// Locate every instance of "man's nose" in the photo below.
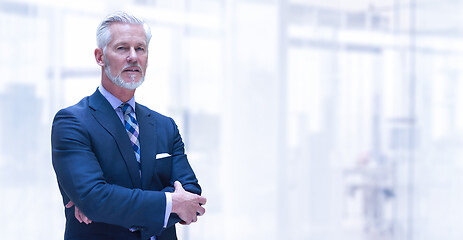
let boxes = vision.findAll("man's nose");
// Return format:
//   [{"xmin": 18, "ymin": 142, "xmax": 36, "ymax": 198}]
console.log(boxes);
[{"xmin": 126, "ymin": 48, "xmax": 137, "ymax": 62}]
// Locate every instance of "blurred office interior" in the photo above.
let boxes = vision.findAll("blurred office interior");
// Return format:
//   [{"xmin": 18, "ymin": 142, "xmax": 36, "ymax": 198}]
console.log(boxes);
[{"xmin": 1, "ymin": 0, "xmax": 463, "ymax": 239}]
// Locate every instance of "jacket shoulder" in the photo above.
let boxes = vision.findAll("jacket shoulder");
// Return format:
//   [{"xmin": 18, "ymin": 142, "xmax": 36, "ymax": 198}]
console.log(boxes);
[
  {"xmin": 54, "ymin": 89, "xmax": 103, "ymax": 117},
  {"xmin": 53, "ymin": 96, "xmax": 91, "ymax": 119}
]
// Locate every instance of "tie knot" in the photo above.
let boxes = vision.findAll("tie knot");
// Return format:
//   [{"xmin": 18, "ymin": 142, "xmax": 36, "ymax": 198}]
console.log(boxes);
[{"xmin": 121, "ymin": 103, "xmax": 132, "ymax": 115}]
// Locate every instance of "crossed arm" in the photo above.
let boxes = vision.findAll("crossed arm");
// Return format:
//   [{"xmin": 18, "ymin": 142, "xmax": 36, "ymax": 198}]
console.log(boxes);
[
  {"xmin": 67, "ymin": 181, "xmax": 206, "ymax": 225},
  {"xmin": 52, "ymin": 108, "xmax": 206, "ymax": 236}
]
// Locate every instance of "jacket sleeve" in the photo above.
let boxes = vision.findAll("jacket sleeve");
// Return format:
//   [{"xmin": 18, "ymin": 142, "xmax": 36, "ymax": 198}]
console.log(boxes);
[
  {"xmin": 51, "ymin": 108, "xmax": 166, "ymax": 237},
  {"xmin": 161, "ymin": 117, "xmax": 202, "ymax": 228}
]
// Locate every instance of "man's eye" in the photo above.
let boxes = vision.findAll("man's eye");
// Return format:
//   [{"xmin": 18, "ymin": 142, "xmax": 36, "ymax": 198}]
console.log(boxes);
[
  {"xmin": 117, "ymin": 47, "xmax": 126, "ymax": 50},
  {"xmin": 137, "ymin": 47, "xmax": 145, "ymax": 51}
]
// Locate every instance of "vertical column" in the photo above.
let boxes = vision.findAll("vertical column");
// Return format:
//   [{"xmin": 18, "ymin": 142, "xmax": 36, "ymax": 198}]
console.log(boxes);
[{"xmin": 221, "ymin": 1, "xmax": 281, "ymax": 239}]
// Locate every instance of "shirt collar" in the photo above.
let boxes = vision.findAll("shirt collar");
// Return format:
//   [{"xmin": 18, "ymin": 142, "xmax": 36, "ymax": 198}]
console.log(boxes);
[{"xmin": 98, "ymin": 84, "xmax": 136, "ymax": 111}]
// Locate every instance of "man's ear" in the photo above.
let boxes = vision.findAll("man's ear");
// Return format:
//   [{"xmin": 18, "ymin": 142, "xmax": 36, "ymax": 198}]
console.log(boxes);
[{"xmin": 95, "ymin": 48, "xmax": 105, "ymax": 67}]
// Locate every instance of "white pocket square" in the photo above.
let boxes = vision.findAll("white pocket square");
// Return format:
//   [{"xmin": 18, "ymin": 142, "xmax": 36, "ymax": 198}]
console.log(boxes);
[{"xmin": 156, "ymin": 153, "xmax": 171, "ymax": 159}]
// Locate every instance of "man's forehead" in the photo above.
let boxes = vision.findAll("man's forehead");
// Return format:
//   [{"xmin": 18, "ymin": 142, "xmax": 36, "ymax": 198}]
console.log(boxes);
[{"xmin": 109, "ymin": 23, "xmax": 147, "ymax": 44}]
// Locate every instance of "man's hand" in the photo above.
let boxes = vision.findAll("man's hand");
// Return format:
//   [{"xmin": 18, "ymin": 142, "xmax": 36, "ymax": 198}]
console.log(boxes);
[
  {"xmin": 171, "ymin": 181, "xmax": 207, "ymax": 225},
  {"xmin": 66, "ymin": 201, "xmax": 92, "ymax": 224}
]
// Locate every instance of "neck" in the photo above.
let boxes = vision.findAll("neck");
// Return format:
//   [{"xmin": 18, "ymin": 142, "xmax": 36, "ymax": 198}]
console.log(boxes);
[{"xmin": 101, "ymin": 77, "xmax": 136, "ymax": 103}]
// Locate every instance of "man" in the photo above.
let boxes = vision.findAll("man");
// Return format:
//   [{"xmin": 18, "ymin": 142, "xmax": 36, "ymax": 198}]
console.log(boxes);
[{"xmin": 52, "ymin": 12, "xmax": 206, "ymax": 240}]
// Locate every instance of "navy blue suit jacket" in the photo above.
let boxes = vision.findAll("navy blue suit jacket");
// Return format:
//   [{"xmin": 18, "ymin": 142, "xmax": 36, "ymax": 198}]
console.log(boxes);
[{"xmin": 52, "ymin": 90, "xmax": 201, "ymax": 240}]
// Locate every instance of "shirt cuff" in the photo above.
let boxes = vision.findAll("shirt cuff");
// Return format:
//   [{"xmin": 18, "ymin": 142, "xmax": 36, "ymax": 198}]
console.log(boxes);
[{"xmin": 164, "ymin": 192, "xmax": 172, "ymax": 228}]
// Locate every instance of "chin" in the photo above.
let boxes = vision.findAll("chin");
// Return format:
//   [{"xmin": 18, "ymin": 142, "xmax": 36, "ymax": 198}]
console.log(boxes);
[
  {"xmin": 124, "ymin": 76, "xmax": 141, "ymax": 82},
  {"xmin": 120, "ymin": 78, "xmax": 144, "ymax": 89}
]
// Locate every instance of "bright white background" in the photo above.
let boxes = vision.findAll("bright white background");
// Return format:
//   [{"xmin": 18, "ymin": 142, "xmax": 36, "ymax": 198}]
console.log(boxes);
[{"xmin": 1, "ymin": 0, "xmax": 463, "ymax": 239}]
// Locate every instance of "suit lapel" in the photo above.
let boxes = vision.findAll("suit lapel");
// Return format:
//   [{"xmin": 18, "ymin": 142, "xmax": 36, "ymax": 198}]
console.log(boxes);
[
  {"xmin": 136, "ymin": 104, "xmax": 158, "ymax": 189},
  {"xmin": 88, "ymin": 90, "xmax": 142, "ymax": 188}
]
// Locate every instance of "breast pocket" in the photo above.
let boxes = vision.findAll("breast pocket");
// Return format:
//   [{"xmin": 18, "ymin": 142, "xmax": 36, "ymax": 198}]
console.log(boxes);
[{"xmin": 155, "ymin": 156, "xmax": 172, "ymax": 187}]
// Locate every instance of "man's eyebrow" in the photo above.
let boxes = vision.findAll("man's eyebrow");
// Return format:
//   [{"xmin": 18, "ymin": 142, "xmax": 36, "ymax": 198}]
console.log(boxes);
[
  {"xmin": 113, "ymin": 41, "xmax": 146, "ymax": 46},
  {"xmin": 113, "ymin": 41, "xmax": 128, "ymax": 46}
]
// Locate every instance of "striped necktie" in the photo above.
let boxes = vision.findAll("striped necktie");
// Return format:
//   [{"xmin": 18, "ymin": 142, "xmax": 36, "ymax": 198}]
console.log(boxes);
[
  {"xmin": 121, "ymin": 103, "xmax": 141, "ymax": 172},
  {"xmin": 122, "ymin": 104, "xmax": 156, "ymax": 237}
]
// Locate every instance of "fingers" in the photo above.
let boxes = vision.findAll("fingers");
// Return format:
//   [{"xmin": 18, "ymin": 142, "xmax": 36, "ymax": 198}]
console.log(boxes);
[
  {"xmin": 196, "ymin": 205, "xmax": 206, "ymax": 216},
  {"xmin": 74, "ymin": 206, "xmax": 83, "ymax": 223},
  {"xmin": 180, "ymin": 197, "xmax": 205, "ymax": 224},
  {"xmin": 182, "ymin": 213, "xmax": 198, "ymax": 225},
  {"xmin": 198, "ymin": 196, "xmax": 207, "ymax": 206},
  {"xmin": 65, "ymin": 201, "xmax": 74, "ymax": 208},
  {"xmin": 81, "ymin": 213, "xmax": 92, "ymax": 224},
  {"xmin": 172, "ymin": 181, "xmax": 206, "ymax": 224},
  {"xmin": 73, "ymin": 205, "xmax": 92, "ymax": 224}
]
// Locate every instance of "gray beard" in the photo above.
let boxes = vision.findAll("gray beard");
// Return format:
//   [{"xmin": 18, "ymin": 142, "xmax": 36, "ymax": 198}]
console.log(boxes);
[{"xmin": 104, "ymin": 62, "xmax": 145, "ymax": 90}]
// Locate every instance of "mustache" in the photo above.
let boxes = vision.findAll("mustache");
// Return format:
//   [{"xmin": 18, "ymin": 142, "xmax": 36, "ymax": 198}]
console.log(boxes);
[{"xmin": 122, "ymin": 64, "xmax": 143, "ymax": 74}]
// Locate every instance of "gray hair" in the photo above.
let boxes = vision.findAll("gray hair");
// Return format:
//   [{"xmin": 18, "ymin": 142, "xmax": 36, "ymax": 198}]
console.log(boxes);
[{"xmin": 96, "ymin": 11, "xmax": 152, "ymax": 52}]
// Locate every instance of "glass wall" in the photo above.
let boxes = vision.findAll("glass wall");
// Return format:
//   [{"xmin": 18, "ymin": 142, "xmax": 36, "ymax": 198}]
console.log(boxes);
[{"xmin": 0, "ymin": 0, "xmax": 462, "ymax": 239}]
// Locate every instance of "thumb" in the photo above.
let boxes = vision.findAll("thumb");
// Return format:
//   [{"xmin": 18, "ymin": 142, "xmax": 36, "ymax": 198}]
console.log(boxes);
[{"xmin": 174, "ymin": 181, "xmax": 184, "ymax": 192}]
